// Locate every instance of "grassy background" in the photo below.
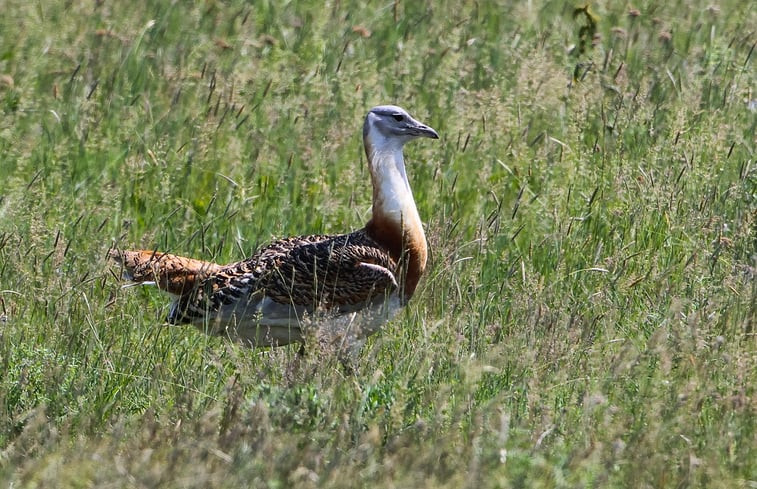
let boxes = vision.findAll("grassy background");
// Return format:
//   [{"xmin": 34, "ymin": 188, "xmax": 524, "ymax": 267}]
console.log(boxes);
[{"xmin": 1, "ymin": 0, "xmax": 755, "ymax": 487}]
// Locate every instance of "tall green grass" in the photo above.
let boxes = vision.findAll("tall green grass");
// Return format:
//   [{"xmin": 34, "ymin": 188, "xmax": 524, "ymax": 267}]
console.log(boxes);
[{"xmin": 1, "ymin": 0, "xmax": 754, "ymax": 487}]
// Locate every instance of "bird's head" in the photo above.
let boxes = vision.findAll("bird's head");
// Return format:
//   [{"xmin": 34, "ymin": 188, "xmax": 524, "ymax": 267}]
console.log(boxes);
[{"xmin": 363, "ymin": 105, "xmax": 438, "ymax": 152}]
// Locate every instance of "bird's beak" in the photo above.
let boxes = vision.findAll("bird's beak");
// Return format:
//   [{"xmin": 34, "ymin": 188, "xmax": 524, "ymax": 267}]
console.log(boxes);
[{"xmin": 410, "ymin": 121, "xmax": 439, "ymax": 139}]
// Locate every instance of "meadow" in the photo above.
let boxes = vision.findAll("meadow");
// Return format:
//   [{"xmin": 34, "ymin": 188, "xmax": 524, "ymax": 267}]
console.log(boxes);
[{"xmin": 0, "ymin": 0, "xmax": 755, "ymax": 487}]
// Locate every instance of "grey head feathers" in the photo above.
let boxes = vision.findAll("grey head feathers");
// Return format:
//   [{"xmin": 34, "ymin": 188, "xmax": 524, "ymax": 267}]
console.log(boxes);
[{"xmin": 363, "ymin": 105, "xmax": 439, "ymax": 145}]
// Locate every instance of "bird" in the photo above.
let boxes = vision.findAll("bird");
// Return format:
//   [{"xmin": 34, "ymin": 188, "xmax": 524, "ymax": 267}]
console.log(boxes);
[{"xmin": 109, "ymin": 105, "xmax": 438, "ymax": 352}]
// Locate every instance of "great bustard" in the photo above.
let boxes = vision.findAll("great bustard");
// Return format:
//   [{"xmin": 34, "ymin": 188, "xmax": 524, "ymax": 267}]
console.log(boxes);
[{"xmin": 110, "ymin": 105, "xmax": 438, "ymax": 350}]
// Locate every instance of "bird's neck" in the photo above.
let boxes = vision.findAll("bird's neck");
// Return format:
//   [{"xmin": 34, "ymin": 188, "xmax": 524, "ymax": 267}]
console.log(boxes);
[{"xmin": 364, "ymin": 145, "xmax": 428, "ymax": 301}]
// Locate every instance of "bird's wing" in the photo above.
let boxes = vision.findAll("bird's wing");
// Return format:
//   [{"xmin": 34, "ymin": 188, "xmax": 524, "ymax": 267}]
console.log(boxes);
[{"xmin": 170, "ymin": 231, "xmax": 398, "ymax": 325}]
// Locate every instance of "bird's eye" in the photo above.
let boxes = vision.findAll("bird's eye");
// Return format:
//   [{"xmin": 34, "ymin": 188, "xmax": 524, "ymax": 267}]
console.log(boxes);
[{"xmin": 392, "ymin": 114, "xmax": 404, "ymax": 122}]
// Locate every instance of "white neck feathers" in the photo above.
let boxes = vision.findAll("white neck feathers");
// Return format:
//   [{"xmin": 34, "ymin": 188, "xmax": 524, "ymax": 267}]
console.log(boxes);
[
  {"xmin": 364, "ymin": 127, "xmax": 428, "ymax": 299},
  {"xmin": 364, "ymin": 126, "xmax": 425, "ymax": 236},
  {"xmin": 369, "ymin": 149, "xmax": 422, "ymax": 226}
]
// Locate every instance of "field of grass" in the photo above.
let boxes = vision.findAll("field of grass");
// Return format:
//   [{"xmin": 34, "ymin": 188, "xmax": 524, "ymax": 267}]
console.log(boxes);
[{"xmin": 1, "ymin": 0, "xmax": 755, "ymax": 487}]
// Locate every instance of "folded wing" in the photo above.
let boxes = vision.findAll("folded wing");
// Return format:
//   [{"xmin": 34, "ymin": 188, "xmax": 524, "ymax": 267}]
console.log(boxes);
[{"xmin": 128, "ymin": 231, "xmax": 398, "ymax": 337}]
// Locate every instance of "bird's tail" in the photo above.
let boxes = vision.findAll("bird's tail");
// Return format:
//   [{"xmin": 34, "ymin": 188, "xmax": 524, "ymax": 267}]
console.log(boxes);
[{"xmin": 108, "ymin": 249, "xmax": 223, "ymax": 296}]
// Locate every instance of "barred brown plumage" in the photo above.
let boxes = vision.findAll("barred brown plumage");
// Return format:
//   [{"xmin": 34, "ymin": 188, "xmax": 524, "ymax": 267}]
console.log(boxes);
[{"xmin": 109, "ymin": 105, "xmax": 438, "ymax": 351}]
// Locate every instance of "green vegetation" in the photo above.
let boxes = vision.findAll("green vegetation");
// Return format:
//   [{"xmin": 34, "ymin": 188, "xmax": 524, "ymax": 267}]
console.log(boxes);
[{"xmin": 1, "ymin": 1, "xmax": 754, "ymax": 487}]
